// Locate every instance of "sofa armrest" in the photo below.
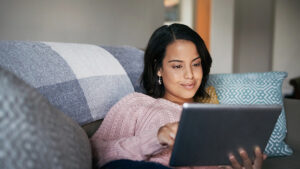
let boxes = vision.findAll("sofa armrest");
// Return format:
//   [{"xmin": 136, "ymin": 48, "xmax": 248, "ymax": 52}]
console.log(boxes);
[{"xmin": 284, "ymin": 98, "xmax": 300, "ymax": 151}]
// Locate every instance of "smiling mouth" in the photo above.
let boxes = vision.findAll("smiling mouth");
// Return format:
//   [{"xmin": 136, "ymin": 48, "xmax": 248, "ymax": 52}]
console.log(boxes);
[{"xmin": 181, "ymin": 83, "xmax": 195, "ymax": 89}]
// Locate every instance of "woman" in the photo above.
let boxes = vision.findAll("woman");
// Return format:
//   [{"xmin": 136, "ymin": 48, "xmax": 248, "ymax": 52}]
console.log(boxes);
[{"xmin": 91, "ymin": 23, "xmax": 265, "ymax": 169}]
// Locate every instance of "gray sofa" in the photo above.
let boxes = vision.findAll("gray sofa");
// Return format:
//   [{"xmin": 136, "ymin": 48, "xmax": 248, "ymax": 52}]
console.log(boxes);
[{"xmin": 0, "ymin": 41, "xmax": 299, "ymax": 169}]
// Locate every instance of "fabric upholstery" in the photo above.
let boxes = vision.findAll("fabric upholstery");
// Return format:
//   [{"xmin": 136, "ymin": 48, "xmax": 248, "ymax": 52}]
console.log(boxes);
[
  {"xmin": 0, "ymin": 67, "xmax": 91, "ymax": 169},
  {"xmin": 284, "ymin": 98, "xmax": 300, "ymax": 151},
  {"xmin": 101, "ymin": 45, "xmax": 145, "ymax": 93},
  {"xmin": 0, "ymin": 41, "xmax": 134, "ymax": 125},
  {"xmin": 263, "ymin": 98, "xmax": 300, "ymax": 169},
  {"xmin": 207, "ymin": 72, "xmax": 293, "ymax": 157}
]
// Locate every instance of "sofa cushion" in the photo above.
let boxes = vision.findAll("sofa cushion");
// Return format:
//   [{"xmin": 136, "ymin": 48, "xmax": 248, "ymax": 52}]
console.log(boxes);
[
  {"xmin": 263, "ymin": 149, "xmax": 300, "ymax": 169},
  {"xmin": 82, "ymin": 119, "xmax": 104, "ymax": 138},
  {"xmin": 101, "ymin": 45, "xmax": 145, "ymax": 93},
  {"xmin": 284, "ymin": 98, "xmax": 300, "ymax": 152},
  {"xmin": 0, "ymin": 67, "xmax": 91, "ymax": 169},
  {"xmin": 0, "ymin": 41, "xmax": 134, "ymax": 125},
  {"xmin": 262, "ymin": 98, "xmax": 300, "ymax": 169},
  {"xmin": 207, "ymin": 72, "xmax": 293, "ymax": 157}
]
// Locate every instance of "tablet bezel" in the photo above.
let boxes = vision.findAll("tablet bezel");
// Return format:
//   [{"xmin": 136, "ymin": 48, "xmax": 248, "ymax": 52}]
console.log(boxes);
[{"xmin": 169, "ymin": 104, "xmax": 281, "ymax": 167}]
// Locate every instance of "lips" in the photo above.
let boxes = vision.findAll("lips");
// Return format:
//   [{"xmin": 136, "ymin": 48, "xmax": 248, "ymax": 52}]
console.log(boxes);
[{"xmin": 181, "ymin": 83, "xmax": 195, "ymax": 89}]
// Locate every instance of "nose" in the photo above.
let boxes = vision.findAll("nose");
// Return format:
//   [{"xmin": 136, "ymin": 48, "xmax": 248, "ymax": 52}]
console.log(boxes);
[{"xmin": 184, "ymin": 66, "xmax": 194, "ymax": 79}]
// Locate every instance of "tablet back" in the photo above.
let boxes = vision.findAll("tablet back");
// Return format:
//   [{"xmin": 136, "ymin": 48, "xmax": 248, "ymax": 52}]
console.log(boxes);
[{"xmin": 169, "ymin": 104, "xmax": 281, "ymax": 167}]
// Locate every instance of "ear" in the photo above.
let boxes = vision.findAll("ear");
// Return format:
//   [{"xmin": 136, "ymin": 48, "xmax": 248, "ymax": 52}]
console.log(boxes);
[{"xmin": 157, "ymin": 68, "xmax": 162, "ymax": 77}]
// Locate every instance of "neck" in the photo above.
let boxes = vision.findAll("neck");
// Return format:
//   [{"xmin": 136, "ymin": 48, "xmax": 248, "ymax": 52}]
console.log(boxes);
[{"xmin": 163, "ymin": 95, "xmax": 194, "ymax": 105}]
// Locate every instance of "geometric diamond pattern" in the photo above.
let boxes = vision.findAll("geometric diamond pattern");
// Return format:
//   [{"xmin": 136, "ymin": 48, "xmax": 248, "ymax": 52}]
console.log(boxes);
[{"xmin": 207, "ymin": 72, "xmax": 293, "ymax": 157}]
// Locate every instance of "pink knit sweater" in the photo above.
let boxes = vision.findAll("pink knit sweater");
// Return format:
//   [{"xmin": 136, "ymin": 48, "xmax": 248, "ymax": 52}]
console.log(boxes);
[{"xmin": 90, "ymin": 92, "xmax": 218, "ymax": 169}]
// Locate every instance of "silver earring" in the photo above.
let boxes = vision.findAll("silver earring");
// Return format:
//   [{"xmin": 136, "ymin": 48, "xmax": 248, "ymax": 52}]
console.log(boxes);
[{"xmin": 158, "ymin": 76, "xmax": 162, "ymax": 85}]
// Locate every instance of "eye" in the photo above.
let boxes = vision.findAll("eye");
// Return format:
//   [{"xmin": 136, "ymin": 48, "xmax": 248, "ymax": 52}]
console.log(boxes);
[
  {"xmin": 193, "ymin": 62, "xmax": 201, "ymax": 67},
  {"xmin": 172, "ymin": 65, "xmax": 182, "ymax": 69}
]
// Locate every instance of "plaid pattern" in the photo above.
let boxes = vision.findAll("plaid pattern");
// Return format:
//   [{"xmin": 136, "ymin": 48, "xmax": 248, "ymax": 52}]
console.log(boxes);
[
  {"xmin": 101, "ymin": 45, "xmax": 145, "ymax": 93},
  {"xmin": 0, "ymin": 41, "xmax": 135, "ymax": 125}
]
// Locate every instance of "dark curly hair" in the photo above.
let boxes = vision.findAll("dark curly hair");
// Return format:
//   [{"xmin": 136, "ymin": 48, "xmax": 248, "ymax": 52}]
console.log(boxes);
[{"xmin": 140, "ymin": 23, "xmax": 212, "ymax": 99}]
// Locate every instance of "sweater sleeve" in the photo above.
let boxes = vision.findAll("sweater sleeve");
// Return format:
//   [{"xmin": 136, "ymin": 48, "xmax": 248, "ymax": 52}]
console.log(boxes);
[{"xmin": 90, "ymin": 93, "xmax": 165, "ymax": 167}]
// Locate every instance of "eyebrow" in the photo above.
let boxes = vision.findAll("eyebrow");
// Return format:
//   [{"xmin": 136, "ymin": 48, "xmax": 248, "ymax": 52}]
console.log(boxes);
[{"xmin": 167, "ymin": 56, "xmax": 201, "ymax": 63}]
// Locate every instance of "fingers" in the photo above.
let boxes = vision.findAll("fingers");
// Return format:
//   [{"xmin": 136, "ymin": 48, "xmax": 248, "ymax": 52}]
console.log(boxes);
[
  {"xmin": 228, "ymin": 149, "xmax": 252, "ymax": 169},
  {"xmin": 218, "ymin": 165, "xmax": 232, "ymax": 169},
  {"xmin": 253, "ymin": 146, "xmax": 264, "ymax": 169},
  {"xmin": 229, "ymin": 147, "xmax": 265, "ymax": 169},
  {"xmin": 239, "ymin": 149, "xmax": 252, "ymax": 169},
  {"xmin": 228, "ymin": 153, "xmax": 242, "ymax": 169},
  {"xmin": 170, "ymin": 122, "xmax": 179, "ymax": 133},
  {"xmin": 157, "ymin": 122, "xmax": 179, "ymax": 147},
  {"xmin": 167, "ymin": 122, "xmax": 178, "ymax": 139},
  {"xmin": 263, "ymin": 154, "xmax": 268, "ymax": 160},
  {"xmin": 158, "ymin": 133, "xmax": 174, "ymax": 147},
  {"xmin": 157, "ymin": 127, "xmax": 174, "ymax": 146}
]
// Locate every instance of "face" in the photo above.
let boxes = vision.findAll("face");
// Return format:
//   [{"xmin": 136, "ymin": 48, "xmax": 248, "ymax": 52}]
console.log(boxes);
[{"xmin": 157, "ymin": 40, "xmax": 203, "ymax": 105}]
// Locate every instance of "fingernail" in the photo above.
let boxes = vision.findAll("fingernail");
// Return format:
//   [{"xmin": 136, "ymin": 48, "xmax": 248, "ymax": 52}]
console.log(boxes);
[
  {"xmin": 170, "ymin": 133, "xmax": 175, "ymax": 139},
  {"xmin": 238, "ymin": 148, "xmax": 245, "ymax": 154},
  {"xmin": 255, "ymin": 146, "xmax": 261, "ymax": 152},
  {"xmin": 228, "ymin": 153, "xmax": 234, "ymax": 159}
]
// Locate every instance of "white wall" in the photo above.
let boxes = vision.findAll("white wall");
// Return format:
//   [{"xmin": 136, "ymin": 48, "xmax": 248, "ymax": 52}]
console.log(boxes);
[
  {"xmin": 164, "ymin": 0, "xmax": 194, "ymax": 29},
  {"xmin": 210, "ymin": 0, "xmax": 299, "ymax": 95},
  {"xmin": 272, "ymin": 0, "xmax": 300, "ymax": 95},
  {"xmin": 0, "ymin": 0, "xmax": 164, "ymax": 49},
  {"xmin": 210, "ymin": 0, "xmax": 275, "ymax": 74},
  {"xmin": 233, "ymin": 0, "xmax": 274, "ymax": 73},
  {"xmin": 180, "ymin": 0, "xmax": 194, "ymax": 28},
  {"xmin": 210, "ymin": 0, "xmax": 235, "ymax": 74}
]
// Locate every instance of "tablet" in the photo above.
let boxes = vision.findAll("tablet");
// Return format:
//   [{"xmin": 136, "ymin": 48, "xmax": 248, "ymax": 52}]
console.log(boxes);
[{"xmin": 169, "ymin": 104, "xmax": 281, "ymax": 167}]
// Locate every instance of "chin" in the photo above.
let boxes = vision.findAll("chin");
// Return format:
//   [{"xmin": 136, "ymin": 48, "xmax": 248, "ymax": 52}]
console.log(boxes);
[{"xmin": 181, "ymin": 91, "xmax": 197, "ymax": 100}]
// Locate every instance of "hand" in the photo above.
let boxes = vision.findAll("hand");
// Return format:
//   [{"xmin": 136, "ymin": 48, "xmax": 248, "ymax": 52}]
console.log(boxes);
[
  {"xmin": 157, "ymin": 122, "xmax": 179, "ymax": 147},
  {"xmin": 219, "ymin": 147, "xmax": 267, "ymax": 169}
]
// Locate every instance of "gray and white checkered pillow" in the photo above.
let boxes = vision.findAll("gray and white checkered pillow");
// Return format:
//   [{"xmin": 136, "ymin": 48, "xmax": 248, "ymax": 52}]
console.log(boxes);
[{"xmin": 0, "ymin": 41, "xmax": 134, "ymax": 125}]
